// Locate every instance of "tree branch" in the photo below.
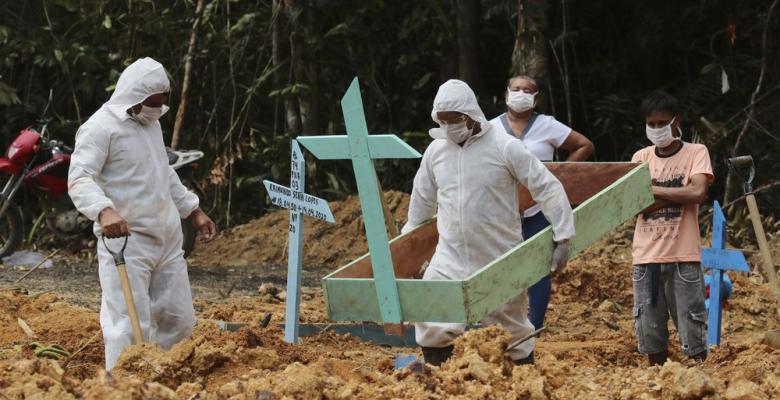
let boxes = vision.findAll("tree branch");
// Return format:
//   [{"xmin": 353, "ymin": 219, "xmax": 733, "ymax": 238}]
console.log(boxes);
[
  {"xmin": 171, "ymin": 0, "xmax": 207, "ymax": 149},
  {"xmin": 724, "ymin": 0, "xmax": 779, "ymax": 203}
]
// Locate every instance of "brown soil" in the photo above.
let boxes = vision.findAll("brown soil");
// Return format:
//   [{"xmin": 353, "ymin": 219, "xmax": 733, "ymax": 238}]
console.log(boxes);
[
  {"xmin": 3, "ymin": 195, "xmax": 780, "ymax": 399},
  {"xmin": 189, "ymin": 191, "xmax": 410, "ymax": 269}
]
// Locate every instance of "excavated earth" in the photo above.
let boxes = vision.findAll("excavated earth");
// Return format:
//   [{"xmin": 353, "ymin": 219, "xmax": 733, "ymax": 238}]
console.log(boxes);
[{"xmin": 1, "ymin": 191, "xmax": 780, "ymax": 399}]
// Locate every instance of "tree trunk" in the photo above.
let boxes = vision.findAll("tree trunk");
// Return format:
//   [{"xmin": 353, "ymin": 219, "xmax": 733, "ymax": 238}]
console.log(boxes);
[
  {"xmin": 511, "ymin": 0, "xmax": 549, "ymax": 86},
  {"xmin": 171, "ymin": 0, "xmax": 206, "ymax": 149},
  {"xmin": 456, "ymin": 0, "xmax": 482, "ymax": 93},
  {"xmin": 271, "ymin": 0, "xmax": 284, "ymax": 138},
  {"xmin": 294, "ymin": 7, "xmax": 318, "ymax": 135},
  {"xmin": 298, "ymin": 62, "xmax": 320, "ymax": 135},
  {"xmin": 285, "ymin": 35, "xmax": 302, "ymax": 135},
  {"xmin": 284, "ymin": 0, "xmax": 302, "ymax": 135}
]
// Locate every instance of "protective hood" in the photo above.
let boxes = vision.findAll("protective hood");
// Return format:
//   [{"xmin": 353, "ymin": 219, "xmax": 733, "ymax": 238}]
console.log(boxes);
[
  {"xmin": 104, "ymin": 57, "xmax": 170, "ymax": 120},
  {"xmin": 429, "ymin": 79, "xmax": 489, "ymax": 140}
]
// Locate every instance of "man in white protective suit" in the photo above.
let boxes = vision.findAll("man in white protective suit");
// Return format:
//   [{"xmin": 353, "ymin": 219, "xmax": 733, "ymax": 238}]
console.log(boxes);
[
  {"xmin": 68, "ymin": 57, "xmax": 217, "ymax": 370},
  {"xmin": 403, "ymin": 79, "xmax": 575, "ymax": 366}
]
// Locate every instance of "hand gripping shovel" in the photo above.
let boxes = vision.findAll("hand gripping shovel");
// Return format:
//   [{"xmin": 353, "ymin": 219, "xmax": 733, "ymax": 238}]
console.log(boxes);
[{"xmin": 102, "ymin": 236, "xmax": 144, "ymax": 345}]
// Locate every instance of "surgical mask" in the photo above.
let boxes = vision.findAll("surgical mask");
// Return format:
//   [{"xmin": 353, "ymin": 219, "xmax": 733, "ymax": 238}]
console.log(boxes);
[
  {"xmin": 132, "ymin": 104, "xmax": 169, "ymax": 125},
  {"xmin": 645, "ymin": 118, "xmax": 677, "ymax": 148},
  {"xmin": 506, "ymin": 90, "xmax": 536, "ymax": 113},
  {"xmin": 442, "ymin": 121, "xmax": 474, "ymax": 144}
]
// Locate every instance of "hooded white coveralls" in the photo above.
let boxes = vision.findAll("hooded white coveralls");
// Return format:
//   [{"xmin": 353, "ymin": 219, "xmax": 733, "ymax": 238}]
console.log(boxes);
[
  {"xmin": 404, "ymin": 80, "xmax": 575, "ymax": 360},
  {"xmin": 68, "ymin": 58, "xmax": 199, "ymax": 370}
]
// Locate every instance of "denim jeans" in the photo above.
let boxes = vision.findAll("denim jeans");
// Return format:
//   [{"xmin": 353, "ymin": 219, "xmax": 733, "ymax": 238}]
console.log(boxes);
[
  {"xmin": 522, "ymin": 211, "xmax": 551, "ymax": 329},
  {"xmin": 632, "ymin": 262, "xmax": 707, "ymax": 356}
]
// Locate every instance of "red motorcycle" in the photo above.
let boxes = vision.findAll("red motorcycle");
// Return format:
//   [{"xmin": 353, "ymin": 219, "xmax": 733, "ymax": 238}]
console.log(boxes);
[{"xmin": 0, "ymin": 97, "xmax": 203, "ymax": 258}]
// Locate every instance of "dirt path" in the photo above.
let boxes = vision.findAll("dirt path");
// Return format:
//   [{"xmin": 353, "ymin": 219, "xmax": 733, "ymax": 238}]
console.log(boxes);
[{"xmin": 0, "ymin": 254, "xmax": 328, "ymax": 310}]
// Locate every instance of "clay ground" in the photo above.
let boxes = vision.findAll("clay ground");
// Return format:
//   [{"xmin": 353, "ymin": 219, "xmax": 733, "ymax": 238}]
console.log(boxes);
[{"xmin": 1, "ymin": 191, "xmax": 779, "ymax": 399}]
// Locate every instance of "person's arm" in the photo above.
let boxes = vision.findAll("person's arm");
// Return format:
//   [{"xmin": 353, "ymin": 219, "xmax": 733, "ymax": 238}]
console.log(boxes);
[
  {"xmin": 68, "ymin": 124, "xmax": 128, "ymax": 237},
  {"xmin": 168, "ymin": 167, "xmax": 200, "ymax": 218},
  {"xmin": 503, "ymin": 141, "xmax": 575, "ymax": 242},
  {"xmin": 652, "ymin": 174, "xmax": 710, "ymax": 205},
  {"xmin": 559, "ymin": 130, "xmax": 595, "ymax": 161},
  {"xmin": 168, "ymin": 167, "xmax": 216, "ymax": 242},
  {"xmin": 640, "ymin": 199, "xmax": 673, "ymax": 214},
  {"xmin": 402, "ymin": 147, "xmax": 438, "ymax": 234}
]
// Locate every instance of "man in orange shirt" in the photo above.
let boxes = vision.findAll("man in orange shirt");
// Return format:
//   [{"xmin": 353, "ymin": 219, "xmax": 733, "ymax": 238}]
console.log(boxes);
[{"xmin": 631, "ymin": 90, "xmax": 714, "ymax": 365}]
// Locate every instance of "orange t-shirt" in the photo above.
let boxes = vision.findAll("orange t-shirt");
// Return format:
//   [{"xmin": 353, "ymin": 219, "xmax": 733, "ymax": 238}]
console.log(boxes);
[{"xmin": 631, "ymin": 142, "xmax": 714, "ymax": 265}]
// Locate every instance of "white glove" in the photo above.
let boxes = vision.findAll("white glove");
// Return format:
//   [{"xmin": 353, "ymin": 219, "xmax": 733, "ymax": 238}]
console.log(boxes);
[{"xmin": 550, "ymin": 239, "xmax": 570, "ymax": 273}]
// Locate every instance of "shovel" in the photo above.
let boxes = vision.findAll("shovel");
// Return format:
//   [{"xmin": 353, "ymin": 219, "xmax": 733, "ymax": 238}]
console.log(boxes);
[
  {"xmin": 102, "ymin": 236, "xmax": 144, "ymax": 345},
  {"xmin": 728, "ymin": 156, "xmax": 780, "ymax": 347}
]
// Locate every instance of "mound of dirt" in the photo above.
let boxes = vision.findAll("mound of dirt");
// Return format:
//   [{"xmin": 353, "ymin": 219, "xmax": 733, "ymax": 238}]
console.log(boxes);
[
  {"xmin": 0, "ymin": 289, "xmax": 103, "ymax": 381},
  {"xmin": 553, "ymin": 223, "xmax": 636, "ymax": 305},
  {"xmin": 3, "ymin": 224, "xmax": 780, "ymax": 399},
  {"xmin": 190, "ymin": 191, "xmax": 410, "ymax": 269}
]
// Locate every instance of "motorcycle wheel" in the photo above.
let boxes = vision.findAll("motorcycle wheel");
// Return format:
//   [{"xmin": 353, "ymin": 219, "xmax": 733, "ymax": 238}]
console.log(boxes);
[{"xmin": 0, "ymin": 203, "xmax": 23, "ymax": 259}]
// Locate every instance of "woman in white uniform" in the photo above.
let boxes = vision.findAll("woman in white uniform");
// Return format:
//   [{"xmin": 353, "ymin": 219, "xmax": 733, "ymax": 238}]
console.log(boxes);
[{"xmin": 489, "ymin": 75, "xmax": 594, "ymax": 330}]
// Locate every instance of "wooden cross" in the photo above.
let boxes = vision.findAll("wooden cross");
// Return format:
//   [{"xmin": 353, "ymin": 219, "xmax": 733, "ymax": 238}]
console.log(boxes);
[
  {"xmin": 263, "ymin": 139, "xmax": 335, "ymax": 343},
  {"xmin": 296, "ymin": 77, "xmax": 421, "ymax": 325},
  {"xmin": 701, "ymin": 200, "xmax": 748, "ymax": 347}
]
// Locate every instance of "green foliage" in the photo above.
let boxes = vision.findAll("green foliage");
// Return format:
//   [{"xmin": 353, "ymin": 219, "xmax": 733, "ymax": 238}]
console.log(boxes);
[{"xmin": 0, "ymin": 0, "xmax": 778, "ymax": 231}]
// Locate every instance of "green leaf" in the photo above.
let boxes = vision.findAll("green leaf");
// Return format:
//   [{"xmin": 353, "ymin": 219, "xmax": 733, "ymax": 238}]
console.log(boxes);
[
  {"xmin": 103, "ymin": 15, "xmax": 112, "ymax": 29},
  {"xmin": 54, "ymin": 49, "xmax": 63, "ymax": 62}
]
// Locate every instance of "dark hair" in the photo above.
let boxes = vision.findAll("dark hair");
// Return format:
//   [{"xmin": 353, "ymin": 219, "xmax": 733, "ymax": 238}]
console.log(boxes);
[
  {"xmin": 507, "ymin": 75, "xmax": 538, "ymax": 91},
  {"xmin": 640, "ymin": 90, "xmax": 679, "ymax": 117}
]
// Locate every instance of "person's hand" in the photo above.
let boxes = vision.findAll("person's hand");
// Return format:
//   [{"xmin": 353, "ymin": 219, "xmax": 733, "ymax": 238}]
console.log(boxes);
[
  {"xmin": 99, "ymin": 208, "xmax": 130, "ymax": 238},
  {"xmin": 550, "ymin": 239, "xmax": 570, "ymax": 273},
  {"xmin": 190, "ymin": 208, "xmax": 216, "ymax": 243}
]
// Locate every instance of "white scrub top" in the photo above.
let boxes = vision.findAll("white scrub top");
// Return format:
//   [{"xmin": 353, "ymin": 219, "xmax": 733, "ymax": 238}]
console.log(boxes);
[{"xmin": 490, "ymin": 113, "xmax": 572, "ymax": 217}]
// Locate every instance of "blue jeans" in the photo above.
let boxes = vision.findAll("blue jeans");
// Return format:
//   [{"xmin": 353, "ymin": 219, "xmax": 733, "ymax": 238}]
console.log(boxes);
[
  {"xmin": 632, "ymin": 263, "xmax": 707, "ymax": 356},
  {"xmin": 522, "ymin": 211, "xmax": 551, "ymax": 329}
]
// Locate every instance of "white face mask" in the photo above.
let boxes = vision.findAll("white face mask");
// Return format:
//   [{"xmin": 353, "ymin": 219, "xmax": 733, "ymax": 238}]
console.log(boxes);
[
  {"xmin": 645, "ymin": 118, "xmax": 677, "ymax": 148},
  {"xmin": 506, "ymin": 90, "xmax": 537, "ymax": 113},
  {"xmin": 443, "ymin": 121, "xmax": 474, "ymax": 144},
  {"xmin": 132, "ymin": 104, "xmax": 169, "ymax": 125}
]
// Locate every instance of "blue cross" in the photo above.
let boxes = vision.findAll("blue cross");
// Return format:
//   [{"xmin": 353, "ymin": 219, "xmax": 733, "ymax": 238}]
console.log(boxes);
[
  {"xmin": 262, "ymin": 140, "xmax": 335, "ymax": 343},
  {"xmin": 701, "ymin": 201, "xmax": 748, "ymax": 347}
]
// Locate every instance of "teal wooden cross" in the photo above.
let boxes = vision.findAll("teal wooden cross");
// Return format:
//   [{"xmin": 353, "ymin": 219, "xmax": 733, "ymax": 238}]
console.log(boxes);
[
  {"xmin": 263, "ymin": 140, "xmax": 335, "ymax": 343},
  {"xmin": 297, "ymin": 77, "xmax": 421, "ymax": 323},
  {"xmin": 701, "ymin": 200, "xmax": 748, "ymax": 347}
]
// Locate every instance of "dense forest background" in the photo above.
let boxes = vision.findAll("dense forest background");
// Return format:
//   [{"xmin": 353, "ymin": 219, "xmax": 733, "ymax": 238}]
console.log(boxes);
[{"xmin": 1, "ymin": 0, "xmax": 778, "ymax": 232}]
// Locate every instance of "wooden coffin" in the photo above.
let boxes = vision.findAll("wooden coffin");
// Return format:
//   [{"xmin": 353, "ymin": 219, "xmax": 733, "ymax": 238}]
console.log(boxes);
[{"xmin": 322, "ymin": 162, "xmax": 653, "ymax": 323}]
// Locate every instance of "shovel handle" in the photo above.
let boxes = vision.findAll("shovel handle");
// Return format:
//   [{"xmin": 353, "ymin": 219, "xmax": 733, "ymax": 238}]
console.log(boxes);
[
  {"xmin": 116, "ymin": 264, "xmax": 144, "ymax": 345},
  {"xmin": 745, "ymin": 194, "xmax": 780, "ymax": 320},
  {"xmin": 101, "ymin": 236, "xmax": 128, "ymax": 266},
  {"xmin": 101, "ymin": 235, "xmax": 143, "ymax": 345}
]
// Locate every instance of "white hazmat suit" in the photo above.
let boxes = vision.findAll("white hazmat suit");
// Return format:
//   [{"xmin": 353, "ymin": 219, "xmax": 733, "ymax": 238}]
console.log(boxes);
[
  {"xmin": 68, "ymin": 58, "xmax": 199, "ymax": 370},
  {"xmin": 404, "ymin": 80, "xmax": 575, "ymax": 360}
]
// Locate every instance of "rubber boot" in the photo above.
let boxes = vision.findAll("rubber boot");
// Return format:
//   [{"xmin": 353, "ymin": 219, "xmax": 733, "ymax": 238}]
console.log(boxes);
[
  {"xmin": 648, "ymin": 350, "xmax": 668, "ymax": 366},
  {"xmin": 513, "ymin": 352, "xmax": 535, "ymax": 366},
  {"xmin": 421, "ymin": 345, "xmax": 454, "ymax": 366}
]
